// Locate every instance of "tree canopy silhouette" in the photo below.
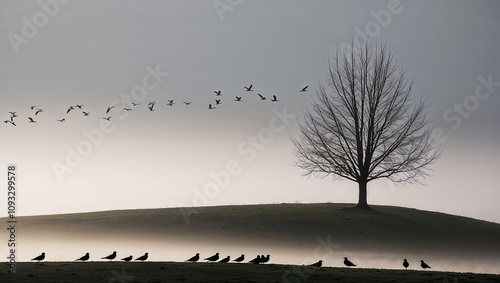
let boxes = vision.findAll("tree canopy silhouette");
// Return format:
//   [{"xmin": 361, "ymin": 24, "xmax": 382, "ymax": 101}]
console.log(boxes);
[{"xmin": 292, "ymin": 40, "xmax": 440, "ymax": 208}]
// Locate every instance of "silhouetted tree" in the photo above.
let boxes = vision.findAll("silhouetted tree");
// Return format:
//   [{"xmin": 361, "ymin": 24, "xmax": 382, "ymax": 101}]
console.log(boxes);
[{"xmin": 292, "ymin": 40, "xmax": 440, "ymax": 208}]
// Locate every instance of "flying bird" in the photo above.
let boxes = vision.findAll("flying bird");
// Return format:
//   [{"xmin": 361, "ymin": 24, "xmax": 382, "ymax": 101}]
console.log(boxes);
[
  {"xmin": 167, "ymin": 100, "xmax": 174, "ymax": 106},
  {"xmin": 310, "ymin": 260, "xmax": 323, "ymax": 267},
  {"xmin": 215, "ymin": 99, "xmax": 221, "ymax": 105},
  {"xmin": 183, "ymin": 102, "xmax": 192, "ymax": 105},
  {"xmin": 420, "ymin": 260, "xmax": 431, "ymax": 269},
  {"xmin": 31, "ymin": 252, "xmax": 45, "ymax": 262},
  {"xmin": 28, "ymin": 117, "xmax": 36, "ymax": 123},
  {"xmin": 135, "ymin": 253, "xmax": 148, "ymax": 261},
  {"xmin": 300, "ymin": 86, "xmax": 309, "ymax": 92},
  {"xmin": 132, "ymin": 102, "xmax": 140, "ymax": 106},
  {"xmin": 4, "ymin": 120, "xmax": 16, "ymax": 126},
  {"xmin": 82, "ymin": 111, "xmax": 90, "ymax": 116},
  {"xmin": 9, "ymin": 112, "xmax": 18, "ymax": 118},
  {"xmin": 148, "ymin": 104, "xmax": 154, "ymax": 111},
  {"xmin": 102, "ymin": 251, "xmax": 117, "ymax": 261},
  {"xmin": 103, "ymin": 116, "xmax": 111, "ymax": 121},
  {"xmin": 106, "ymin": 106, "xmax": 115, "ymax": 113},
  {"xmin": 204, "ymin": 253, "xmax": 219, "ymax": 262},
  {"xmin": 57, "ymin": 118, "xmax": 65, "ymax": 122},
  {"xmin": 244, "ymin": 84, "xmax": 253, "ymax": 91},
  {"xmin": 258, "ymin": 94, "xmax": 266, "ymax": 100},
  {"xmin": 208, "ymin": 104, "xmax": 216, "ymax": 110},
  {"xmin": 35, "ymin": 109, "xmax": 43, "ymax": 115},
  {"xmin": 219, "ymin": 256, "xmax": 230, "ymax": 263},
  {"xmin": 259, "ymin": 255, "xmax": 270, "ymax": 263},
  {"xmin": 249, "ymin": 255, "xmax": 261, "ymax": 264},
  {"xmin": 271, "ymin": 95, "xmax": 279, "ymax": 102},
  {"xmin": 186, "ymin": 253, "xmax": 200, "ymax": 262},
  {"xmin": 66, "ymin": 106, "xmax": 74, "ymax": 114},
  {"xmin": 121, "ymin": 255, "xmax": 133, "ymax": 262},
  {"xmin": 30, "ymin": 105, "xmax": 36, "ymax": 110},
  {"xmin": 214, "ymin": 90, "xmax": 221, "ymax": 96},
  {"xmin": 343, "ymin": 257, "xmax": 356, "ymax": 267},
  {"xmin": 233, "ymin": 254, "xmax": 245, "ymax": 262},
  {"xmin": 123, "ymin": 108, "xmax": 132, "ymax": 111},
  {"xmin": 75, "ymin": 253, "xmax": 90, "ymax": 262},
  {"xmin": 75, "ymin": 104, "xmax": 83, "ymax": 109},
  {"xmin": 148, "ymin": 101, "xmax": 156, "ymax": 106},
  {"xmin": 403, "ymin": 259, "xmax": 409, "ymax": 269},
  {"xmin": 235, "ymin": 96, "xmax": 242, "ymax": 101}
]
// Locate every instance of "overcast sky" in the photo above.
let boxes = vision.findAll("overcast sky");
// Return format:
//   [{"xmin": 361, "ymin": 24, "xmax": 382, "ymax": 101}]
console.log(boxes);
[{"xmin": 1, "ymin": 0, "xmax": 499, "ymax": 223}]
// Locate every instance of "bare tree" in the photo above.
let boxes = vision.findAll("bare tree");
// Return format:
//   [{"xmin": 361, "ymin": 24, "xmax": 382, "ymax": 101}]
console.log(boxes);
[{"xmin": 292, "ymin": 40, "xmax": 440, "ymax": 209}]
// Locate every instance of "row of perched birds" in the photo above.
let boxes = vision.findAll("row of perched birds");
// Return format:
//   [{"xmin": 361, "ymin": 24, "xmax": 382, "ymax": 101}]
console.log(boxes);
[
  {"xmin": 30, "ymin": 252, "xmax": 432, "ymax": 269},
  {"xmin": 3, "ymin": 85, "xmax": 310, "ymax": 126}
]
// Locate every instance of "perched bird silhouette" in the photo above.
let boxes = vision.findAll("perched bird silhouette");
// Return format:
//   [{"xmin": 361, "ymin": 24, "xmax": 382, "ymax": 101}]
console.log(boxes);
[
  {"xmin": 103, "ymin": 116, "xmax": 111, "ymax": 121},
  {"xmin": 215, "ymin": 99, "xmax": 221, "ymax": 105},
  {"xmin": 66, "ymin": 106, "xmax": 75, "ymax": 114},
  {"xmin": 28, "ymin": 117, "xmax": 36, "ymax": 123},
  {"xmin": 310, "ymin": 260, "xmax": 322, "ymax": 267},
  {"xmin": 57, "ymin": 118, "xmax": 65, "ymax": 122},
  {"xmin": 102, "ymin": 251, "xmax": 117, "ymax": 261},
  {"xmin": 186, "ymin": 253, "xmax": 200, "ymax": 262},
  {"xmin": 219, "ymin": 256, "xmax": 230, "ymax": 263},
  {"xmin": 343, "ymin": 257, "xmax": 356, "ymax": 267},
  {"xmin": 300, "ymin": 86, "xmax": 309, "ymax": 92},
  {"xmin": 31, "ymin": 252, "xmax": 45, "ymax": 262},
  {"xmin": 214, "ymin": 90, "xmax": 221, "ymax": 96},
  {"xmin": 135, "ymin": 253, "xmax": 148, "ymax": 261},
  {"xmin": 35, "ymin": 109, "xmax": 43, "ymax": 115},
  {"xmin": 205, "ymin": 253, "xmax": 219, "ymax": 262},
  {"xmin": 121, "ymin": 255, "xmax": 133, "ymax": 262},
  {"xmin": 260, "ymin": 255, "xmax": 270, "ymax": 263},
  {"xmin": 403, "ymin": 259, "xmax": 409, "ymax": 269},
  {"xmin": 233, "ymin": 254, "xmax": 245, "ymax": 262},
  {"xmin": 249, "ymin": 255, "xmax": 261, "ymax": 264},
  {"xmin": 244, "ymin": 84, "xmax": 253, "ymax": 91},
  {"xmin": 75, "ymin": 253, "xmax": 90, "ymax": 262},
  {"xmin": 271, "ymin": 95, "xmax": 279, "ymax": 102},
  {"xmin": 258, "ymin": 94, "xmax": 266, "ymax": 100},
  {"xmin": 106, "ymin": 106, "xmax": 115, "ymax": 113},
  {"xmin": 235, "ymin": 96, "xmax": 242, "ymax": 101},
  {"xmin": 420, "ymin": 260, "xmax": 431, "ymax": 269},
  {"xmin": 82, "ymin": 111, "xmax": 90, "ymax": 116}
]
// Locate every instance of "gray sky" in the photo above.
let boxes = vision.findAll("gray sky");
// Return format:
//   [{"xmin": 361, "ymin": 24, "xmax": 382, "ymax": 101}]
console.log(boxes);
[{"xmin": 1, "ymin": 0, "xmax": 499, "ymax": 223}]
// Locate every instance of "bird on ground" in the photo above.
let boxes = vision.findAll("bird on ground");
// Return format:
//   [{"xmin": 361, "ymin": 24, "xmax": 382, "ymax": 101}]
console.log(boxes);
[
  {"xmin": 66, "ymin": 106, "xmax": 74, "ymax": 114},
  {"xmin": 75, "ymin": 104, "xmax": 83, "ymax": 109},
  {"xmin": 28, "ymin": 117, "xmax": 36, "ymax": 123},
  {"xmin": 102, "ymin": 251, "xmax": 117, "ymax": 261},
  {"xmin": 260, "ymin": 255, "xmax": 270, "ymax": 263},
  {"xmin": 235, "ymin": 96, "xmax": 242, "ymax": 101},
  {"xmin": 75, "ymin": 253, "xmax": 90, "ymax": 262},
  {"xmin": 106, "ymin": 106, "xmax": 115, "ymax": 113},
  {"xmin": 186, "ymin": 253, "xmax": 200, "ymax": 262},
  {"xmin": 244, "ymin": 84, "xmax": 253, "ymax": 91},
  {"xmin": 215, "ymin": 99, "xmax": 221, "ymax": 105},
  {"xmin": 123, "ymin": 108, "xmax": 132, "ymax": 111},
  {"xmin": 57, "ymin": 118, "xmax": 65, "ymax": 122},
  {"xmin": 310, "ymin": 260, "xmax": 322, "ymax": 267},
  {"xmin": 219, "ymin": 256, "xmax": 230, "ymax": 263},
  {"xmin": 208, "ymin": 104, "xmax": 216, "ymax": 109},
  {"xmin": 214, "ymin": 90, "xmax": 221, "ymax": 96},
  {"xmin": 258, "ymin": 94, "xmax": 266, "ymax": 100},
  {"xmin": 35, "ymin": 109, "xmax": 43, "ymax": 115},
  {"xmin": 148, "ymin": 104, "xmax": 154, "ymax": 111},
  {"xmin": 420, "ymin": 260, "xmax": 431, "ymax": 269},
  {"xmin": 271, "ymin": 95, "xmax": 279, "ymax": 102},
  {"xmin": 82, "ymin": 111, "xmax": 90, "ymax": 116},
  {"xmin": 183, "ymin": 102, "xmax": 191, "ymax": 105},
  {"xmin": 135, "ymin": 253, "xmax": 148, "ymax": 261},
  {"xmin": 205, "ymin": 253, "xmax": 219, "ymax": 262},
  {"xmin": 343, "ymin": 257, "xmax": 356, "ymax": 267},
  {"xmin": 403, "ymin": 259, "xmax": 409, "ymax": 269},
  {"xmin": 103, "ymin": 116, "xmax": 111, "ymax": 121},
  {"xmin": 249, "ymin": 255, "xmax": 261, "ymax": 264},
  {"xmin": 31, "ymin": 252, "xmax": 45, "ymax": 262},
  {"xmin": 121, "ymin": 255, "xmax": 133, "ymax": 262},
  {"xmin": 300, "ymin": 86, "xmax": 309, "ymax": 92},
  {"xmin": 233, "ymin": 254, "xmax": 245, "ymax": 262}
]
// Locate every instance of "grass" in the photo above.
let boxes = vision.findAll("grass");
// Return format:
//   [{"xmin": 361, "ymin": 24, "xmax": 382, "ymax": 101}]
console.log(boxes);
[{"xmin": 1, "ymin": 261, "xmax": 499, "ymax": 283}]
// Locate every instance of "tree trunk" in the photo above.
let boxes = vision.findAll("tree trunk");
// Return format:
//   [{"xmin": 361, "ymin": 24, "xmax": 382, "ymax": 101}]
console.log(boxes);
[{"xmin": 356, "ymin": 180, "xmax": 369, "ymax": 209}]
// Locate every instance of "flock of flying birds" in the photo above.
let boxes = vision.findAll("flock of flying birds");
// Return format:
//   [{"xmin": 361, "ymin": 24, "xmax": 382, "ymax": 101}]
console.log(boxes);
[
  {"xmin": 30, "ymin": 251, "xmax": 432, "ymax": 270},
  {"xmin": 3, "ymin": 85, "xmax": 310, "ymax": 126}
]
